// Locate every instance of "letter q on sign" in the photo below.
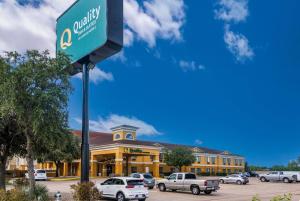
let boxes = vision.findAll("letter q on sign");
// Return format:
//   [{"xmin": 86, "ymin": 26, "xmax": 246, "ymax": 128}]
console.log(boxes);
[{"xmin": 60, "ymin": 28, "xmax": 72, "ymax": 50}]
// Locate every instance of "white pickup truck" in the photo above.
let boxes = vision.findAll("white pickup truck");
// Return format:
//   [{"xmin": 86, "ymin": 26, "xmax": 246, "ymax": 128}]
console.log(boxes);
[
  {"xmin": 259, "ymin": 171, "xmax": 299, "ymax": 183},
  {"xmin": 156, "ymin": 172, "xmax": 220, "ymax": 195}
]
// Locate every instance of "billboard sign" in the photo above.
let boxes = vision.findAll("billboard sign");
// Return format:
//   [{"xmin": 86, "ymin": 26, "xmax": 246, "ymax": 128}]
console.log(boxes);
[{"xmin": 56, "ymin": 0, "xmax": 123, "ymax": 74}]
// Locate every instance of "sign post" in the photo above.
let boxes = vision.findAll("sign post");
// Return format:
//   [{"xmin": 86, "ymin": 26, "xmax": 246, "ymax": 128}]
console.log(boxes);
[
  {"xmin": 56, "ymin": 0, "xmax": 123, "ymax": 182},
  {"xmin": 81, "ymin": 62, "xmax": 90, "ymax": 182}
]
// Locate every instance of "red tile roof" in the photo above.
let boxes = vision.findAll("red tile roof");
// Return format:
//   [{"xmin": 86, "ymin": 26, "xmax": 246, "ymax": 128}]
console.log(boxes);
[{"xmin": 72, "ymin": 130, "xmax": 241, "ymax": 156}]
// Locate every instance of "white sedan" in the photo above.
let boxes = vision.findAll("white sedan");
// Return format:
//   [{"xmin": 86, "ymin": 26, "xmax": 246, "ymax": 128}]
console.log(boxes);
[
  {"xmin": 25, "ymin": 169, "xmax": 47, "ymax": 181},
  {"xmin": 97, "ymin": 177, "xmax": 149, "ymax": 201}
]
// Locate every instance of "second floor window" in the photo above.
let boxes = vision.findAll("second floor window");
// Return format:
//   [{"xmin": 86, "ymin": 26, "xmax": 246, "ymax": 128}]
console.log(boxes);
[{"xmin": 211, "ymin": 157, "xmax": 216, "ymax": 164}]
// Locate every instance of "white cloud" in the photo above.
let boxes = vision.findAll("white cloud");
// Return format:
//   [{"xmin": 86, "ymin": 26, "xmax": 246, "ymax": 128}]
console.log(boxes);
[
  {"xmin": 124, "ymin": 0, "xmax": 185, "ymax": 47},
  {"xmin": 224, "ymin": 26, "xmax": 254, "ymax": 61},
  {"xmin": 124, "ymin": 29, "xmax": 134, "ymax": 47},
  {"xmin": 0, "ymin": 0, "xmax": 185, "ymax": 54},
  {"xmin": 74, "ymin": 67, "xmax": 114, "ymax": 84},
  {"xmin": 215, "ymin": 0, "xmax": 254, "ymax": 61},
  {"xmin": 75, "ymin": 114, "xmax": 161, "ymax": 136},
  {"xmin": 179, "ymin": 60, "xmax": 205, "ymax": 72},
  {"xmin": 215, "ymin": 0, "xmax": 249, "ymax": 23},
  {"xmin": 195, "ymin": 139, "xmax": 203, "ymax": 145},
  {"xmin": 0, "ymin": 0, "xmax": 75, "ymax": 55}
]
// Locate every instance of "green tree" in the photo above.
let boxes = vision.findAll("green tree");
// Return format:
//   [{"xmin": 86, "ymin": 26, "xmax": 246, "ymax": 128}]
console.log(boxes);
[
  {"xmin": 0, "ymin": 115, "xmax": 26, "ymax": 190},
  {"xmin": 3, "ymin": 50, "xmax": 72, "ymax": 195},
  {"xmin": 164, "ymin": 147, "xmax": 196, "ymax": 171},
  {"xmin": 0, "ymin": 57, "xmax": 26, "ymax": 190},
  {"xmin": 38, "ymin": 132, "xmax": 80, "ymax": 177}
]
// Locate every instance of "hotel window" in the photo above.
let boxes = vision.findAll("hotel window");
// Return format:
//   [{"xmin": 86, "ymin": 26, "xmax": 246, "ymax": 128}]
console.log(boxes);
[
  {"xmin": 228, "ymin": 169, "xmax": 231, "ymax": 174},
  {"xmin": 191, "ymin": 168, "xmax": 195, "ymax": 173},
  {"xmin": 223, "ymin": 158, "xmax": 226, "ymax": 165},
  {"xmin": 234, "ymin": 159, "xmax": 238, "ymax": 166},
  {"xmin": 227, "ymin": 158, "xmax": 231, "ymax": 165},
  {"xmin": 131, "ymin": 156, "xmax": 137, "ymax": 161},
  {"xmin": 196, "ymin": 168, "xmax": 201, "ymax": 175},
  {"xmin": 206, "ymin": 168, "xmax": 210, "ymax": 173},
  {"xmin": 223, "ymin": 169, "xmax": 226, "ymax": 173},
  {"xmin": 212, "ymin": 168, "xmax": 215, "ymax": 174},
  {"xmin": 131, "ymin": 166, "xmax": 137, "ymax": 173},
  {"xmin": 125, "ymin": 133, "xmax": 134, "ymax": 140},
  {"xmin": 114, "ymin": 134, "xmax": 121, "ymax": 140},
  {"xmin": 196, "ymin": 156, "xmax": 201, "ymax": 163},
  {"xmin": 239, "ymin": 159, "xmax": 243, "ymax": 166},
  {"xmin": 150, "ymin": 155, "xmax": 154, "ymax": 162},
  {"xmin": 206, "ymin": 157, "xmax": 210, "ymax": 164},
  {"xmin": 211, "ymin": 157, "xmax": 216, "ymax": 164},
  {"xmin": 159, "ymin": 153, "xmax": 164, "ymax": 162},
  {"xmin": 159, "ymin": 167, "xmax": 163, "ymax": 174}
]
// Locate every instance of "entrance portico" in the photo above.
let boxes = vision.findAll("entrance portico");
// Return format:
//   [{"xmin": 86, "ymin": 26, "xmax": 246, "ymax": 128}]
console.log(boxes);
[{"xmin": 90, "ymin": 145, "xmax": 160, "ymax": 177}]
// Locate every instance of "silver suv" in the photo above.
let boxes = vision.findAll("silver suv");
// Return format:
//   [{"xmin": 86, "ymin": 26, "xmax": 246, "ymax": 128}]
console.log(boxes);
[
  {"xmin": 130, "ymin": 173, "xmax": 155, "ymax": 189},
  {"xmin": 219, "ymin": 174, "xmax": 249, "ymax": 185}
]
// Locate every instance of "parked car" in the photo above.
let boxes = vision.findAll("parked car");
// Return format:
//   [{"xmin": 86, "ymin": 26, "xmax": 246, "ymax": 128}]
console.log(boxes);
[
  {"xmin": 156, "ymin": 172, "xmax": 220, "ymax": 195},
  {"xmin": 284, "ymin": 172, "xmax": 300, "ymax": 182},
  {"xmin": 96, "ymin": 177, "xmax": 149, "ymax": 201},
  {"xmin": 259, "ymin": 171, "xmax": 298, "ymax": 183},
  {"xmin": 219, "ymin": 174, "xmax": 249, "ymax": 185},
  {"xmin": 247, "ymin": 171, "xmax": 259, "ymax": 177},
  {"xmin": 25, "ymin": 169, "xmax": 47, "ymax": 181},
  {"xmin": 243, "ymin": 172, "xmax": 250, "ymax": 177},
  {"xmin": 130, "ymin": 173, "xmax": 155, "ymax": 189}
]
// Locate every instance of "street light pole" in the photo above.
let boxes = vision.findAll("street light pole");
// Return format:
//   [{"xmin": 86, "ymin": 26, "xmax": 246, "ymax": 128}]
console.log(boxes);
[{"xmin": 81, "ymin": 62, "xmax": 90, "ymax": 183}]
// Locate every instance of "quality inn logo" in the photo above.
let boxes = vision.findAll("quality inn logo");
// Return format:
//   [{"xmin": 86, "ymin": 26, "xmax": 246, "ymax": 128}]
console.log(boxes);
[
  {"xmin": 60, "ymin": 28, "xmax": 72, "ymax": 50},
  {"xmin": 59, "ymin": 4, "xmax": 101, "ymax": 50}
]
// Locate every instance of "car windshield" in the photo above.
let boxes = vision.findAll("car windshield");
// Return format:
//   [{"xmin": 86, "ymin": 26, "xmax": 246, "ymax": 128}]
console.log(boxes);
[
  {"xmin": 127, "ymin": 179, "xmax": 144, "ymax": 186},
  {"xmin": 36, "ymin": 170, "xmax": 46, "ymax": 173},
  {"xmin": 143, "ymin": 174, "xmax": 153, "ymax": 179}
]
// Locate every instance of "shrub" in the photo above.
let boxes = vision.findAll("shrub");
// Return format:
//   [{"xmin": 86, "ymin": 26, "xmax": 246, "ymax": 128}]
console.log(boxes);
[
  {"xmin": 252, "ymin": 195, "xmax": 261, "ymax": 201},
  {"xmin": 13, "ymin": 178, "xmax": 29, "ymax": 190},
  {"xmin": 32, "ymin": 184, "xmax": 49, "ymax": 201},
  {"xmin": 252, "ymin": 194, "xmax": 292, "ymax": 201},
  {"xmin": 71, "ymin": 182, "xmax": 101, "ymax": 201},
  {"xmin": 0, "ymin": 189, "xmax": 30, "ymax": 201},
  {"xmin": 270, "ymin": 194, "xmax": 292, "ymax": 201}
]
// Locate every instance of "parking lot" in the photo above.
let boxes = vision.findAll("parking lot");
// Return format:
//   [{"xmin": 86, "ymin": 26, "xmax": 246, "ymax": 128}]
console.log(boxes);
[{"xmin": 40, "ymin": 177, "xmax": 300, "ymax": 201}]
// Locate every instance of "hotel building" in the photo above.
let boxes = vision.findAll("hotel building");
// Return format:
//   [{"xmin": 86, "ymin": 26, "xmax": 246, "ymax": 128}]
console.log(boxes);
[{"xmin": 8, "ymin": 125, "xmax": 245, "ymax": 177}]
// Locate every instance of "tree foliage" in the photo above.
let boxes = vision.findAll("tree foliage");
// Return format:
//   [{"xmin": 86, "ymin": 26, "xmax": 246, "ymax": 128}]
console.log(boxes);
[
  {"xmin": 1, "ymin": 50, "xmax": 73, "ymax": 194},
  {"xmin": 0, "ymin": 56, "xmax": 26, "ymax": 190},
  {"xmin": 38, "ymin": 132, "xmax": 80, "ymax": 177},
  {"xmin": 164, "ymin": 147, "xmax": 196, "ymax": 171}
]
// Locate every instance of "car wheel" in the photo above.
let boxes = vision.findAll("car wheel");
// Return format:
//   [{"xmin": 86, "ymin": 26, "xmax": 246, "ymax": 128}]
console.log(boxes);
[
  {"xmin": 191, "ymin": 186, "xmax": 200, "ymax": 195},
  {"xmin": 283, "ymin": 178, "xmax": 290, "ymax": 183},
  {"xmin": 220, "ymin": 179, "xmax": 224, "ymax": 184},
  {"xmin": 260, "ymin": 177, "xmax": 266, "ymax": 182},
  {"xmin": 158, "ymin": 184, "xmax": 166, "ymax": 192},
  {"xmin": 116, "ymin": 192, "xmax": 126, "ymax": 201},
  {"xmin": 236, "ymin": 180, "xmax": 242, "ymax": 185},
  {"xmin": 204, "ymin": 190, "xmax": 212, "ymax": 195}
]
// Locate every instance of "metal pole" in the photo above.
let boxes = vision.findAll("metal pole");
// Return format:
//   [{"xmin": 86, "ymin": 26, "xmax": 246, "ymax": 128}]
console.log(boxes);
[{"xmin": 81, "ymin": 62, "xmax": 90, "ymax": 183}]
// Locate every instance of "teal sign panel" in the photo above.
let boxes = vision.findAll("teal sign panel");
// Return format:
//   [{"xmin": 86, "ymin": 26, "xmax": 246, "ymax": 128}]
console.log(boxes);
[{"xmin": 56, "ymin": 0, "xmax": 123, "ymax": 74}]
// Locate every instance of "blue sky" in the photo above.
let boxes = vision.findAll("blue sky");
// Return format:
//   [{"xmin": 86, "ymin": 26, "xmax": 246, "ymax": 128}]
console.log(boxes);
[{"xmin": 1, "ymin": 0, "xmax": 300, "ymax": 166}]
